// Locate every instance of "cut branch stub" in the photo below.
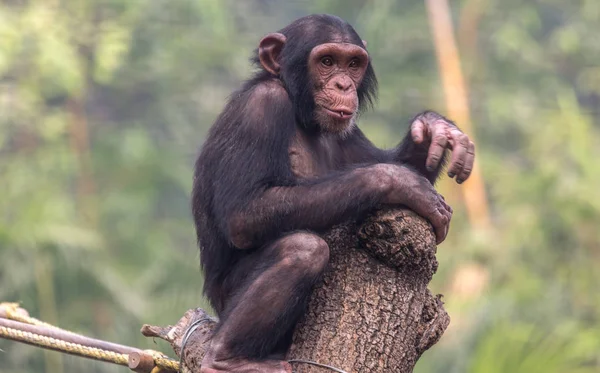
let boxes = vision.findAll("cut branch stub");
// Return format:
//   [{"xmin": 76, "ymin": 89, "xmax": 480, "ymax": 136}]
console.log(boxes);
[{"xmin": 140, "ymin": 308, "xmax": 217, "ymax": 370}]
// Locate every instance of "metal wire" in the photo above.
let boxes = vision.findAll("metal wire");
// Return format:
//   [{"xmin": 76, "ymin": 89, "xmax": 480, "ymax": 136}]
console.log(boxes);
[{"xmin": 288, "ymin": 358, "xmax": 350, "ymax": 373}]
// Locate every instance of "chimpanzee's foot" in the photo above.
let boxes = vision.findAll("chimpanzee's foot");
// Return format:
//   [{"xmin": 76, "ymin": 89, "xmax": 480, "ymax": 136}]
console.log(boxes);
[
  {"xmin": 200, "ymin": 341, "xmax": 291, "ymax": 373},
  {"xmin": 200, "ymin": 353, "xmax": 292, "ymax": 373}
]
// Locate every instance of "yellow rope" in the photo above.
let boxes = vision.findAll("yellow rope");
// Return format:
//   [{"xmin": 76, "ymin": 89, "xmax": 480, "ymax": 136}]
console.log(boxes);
[
  {"xmin": 0, "ymin": 324, "xmax": 129, "ymax": 366},
  {"xmin": 0, "ymin": 302, "xmax": 181, "ymax": 372},
  {"xmin": 1, "ymin": 302, "xmax": 57, "ymax": 329},
  {"xmin": 150, "ymin": 353, "xmax": 180, "ymax": 372}
]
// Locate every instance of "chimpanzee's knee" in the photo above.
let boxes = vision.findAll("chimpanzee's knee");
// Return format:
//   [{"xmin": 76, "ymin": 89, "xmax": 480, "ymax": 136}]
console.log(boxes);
[{"xmin": 276, "ymin": 232, "xmax": 329, "ymax": 276}]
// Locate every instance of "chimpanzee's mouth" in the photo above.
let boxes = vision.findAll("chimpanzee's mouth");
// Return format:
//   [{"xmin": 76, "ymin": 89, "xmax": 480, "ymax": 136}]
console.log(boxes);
[{"xmin": 324, "ymin": 107, "xmax": 354, "ymax": 119}]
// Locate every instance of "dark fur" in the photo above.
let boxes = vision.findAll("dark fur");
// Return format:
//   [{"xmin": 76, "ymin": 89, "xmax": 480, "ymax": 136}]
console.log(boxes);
[{"xmin": 192, "ymin": 14, "xmax": 447, "ymax": 359}]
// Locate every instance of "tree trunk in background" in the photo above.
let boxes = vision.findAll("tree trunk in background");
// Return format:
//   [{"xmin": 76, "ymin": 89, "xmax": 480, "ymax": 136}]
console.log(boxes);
[
  {"xmin": 143, "ymin": 208, "xmax": 449, "ymax": 373},
  {"xmin": 425, "ymin": 0, "xmax": 491, "ymax": 231},
  {"xmin": 287, "ymin": 208, "xmax": 449, "ymax": 373}
]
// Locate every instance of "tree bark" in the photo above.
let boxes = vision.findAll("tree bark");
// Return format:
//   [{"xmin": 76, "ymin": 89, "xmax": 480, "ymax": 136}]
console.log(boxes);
[
  {"xmin": 141, "ymin": 207, "xmax": 449, "ymax": 373},
  {"xmin": 288, "ymin": 207, "xmax": 449, "ymax": 372}
]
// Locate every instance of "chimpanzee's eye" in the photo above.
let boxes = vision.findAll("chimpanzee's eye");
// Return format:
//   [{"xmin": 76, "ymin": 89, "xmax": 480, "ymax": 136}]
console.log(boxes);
[{"xmin": 321, "ymin": 56, "xmax": 334, "ymax": 67}]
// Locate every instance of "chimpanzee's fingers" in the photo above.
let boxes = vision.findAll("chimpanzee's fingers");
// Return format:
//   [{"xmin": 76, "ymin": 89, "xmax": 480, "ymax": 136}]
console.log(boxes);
[
  {"xmin": 440, "ymin": 193, "xmax": 453, "ymax": 214},
  {"xmin": 426, "ymin": 123, "xmax": 448, "ymax": 172},
  {"xmin": 434, "ymin": 211, "xmax": 449, "ymax": 244},
  {"xmin": 439, "ymin": 195, "xmax": 452, "ymax": 239},
  {"xmin": 456, "ymin": 141, "xmax": 475, "ymax": 184},
  {"xmin": 447, "ymin": 129, "xmax": 469, "ymax": 179},
  {"xmin": 431, "ymin": 204, "xmax": 450, "ymax": 244},
  {"xmin": 442, "ymin": 215, "xmax": 450, "ymax": 242},
  {"xmin": 411, "ymin": 118, "xmax": 427, "ymax": 144}
]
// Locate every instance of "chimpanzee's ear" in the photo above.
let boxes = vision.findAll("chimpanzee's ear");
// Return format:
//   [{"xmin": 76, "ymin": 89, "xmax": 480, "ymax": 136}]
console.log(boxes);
[{"xmin": 259, "ymin": 33, "xmax": 286, "ymax": 76}]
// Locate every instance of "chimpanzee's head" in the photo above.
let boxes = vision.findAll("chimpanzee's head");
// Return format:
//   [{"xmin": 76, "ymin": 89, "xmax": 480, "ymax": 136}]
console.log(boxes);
[{"xmin": 256, "ymin": 14, "xmax": 378, "ymax": 134}]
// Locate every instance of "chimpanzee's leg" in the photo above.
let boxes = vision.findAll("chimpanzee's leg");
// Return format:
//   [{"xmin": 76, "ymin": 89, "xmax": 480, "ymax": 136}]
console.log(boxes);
[{"xmin": 200, "ymin": 231, "xmax": 330, "ymax": 373}]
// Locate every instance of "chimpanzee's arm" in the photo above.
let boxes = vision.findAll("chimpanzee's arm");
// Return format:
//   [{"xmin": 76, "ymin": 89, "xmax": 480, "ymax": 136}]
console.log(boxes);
[
  {"xmin": 228, "ymin": 165, "xmax": 410, "ymax": 249},
  {"xmin": 228, "ymin": 162, "xmax": 452, "ymax": 248},
  {"xmin": 337, "ymin": 125, "xmax": 446, "ymax": 184},
  {"xmin": 340, "ymin": 112, "xmax": 475, "ymax": 185},
  {"xmin": 392, "ymin": 129, "xmax": 447, "ymax": 184}
]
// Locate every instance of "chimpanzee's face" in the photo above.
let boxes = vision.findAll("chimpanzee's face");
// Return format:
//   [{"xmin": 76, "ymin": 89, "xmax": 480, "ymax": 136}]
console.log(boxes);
[{"xmin": 308, "ymin": 42, "xmax": 369, "ymax": 134}]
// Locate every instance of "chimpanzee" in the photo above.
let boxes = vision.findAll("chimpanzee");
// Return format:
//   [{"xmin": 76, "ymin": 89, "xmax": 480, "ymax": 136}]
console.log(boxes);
[{"xmin": 192, "ymin": 14, "xmax": 474, "ymax": 373}]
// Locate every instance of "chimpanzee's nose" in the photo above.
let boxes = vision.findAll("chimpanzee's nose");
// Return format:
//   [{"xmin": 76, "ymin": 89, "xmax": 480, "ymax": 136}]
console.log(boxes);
[{"xmin": 334, "ymin": 76, "xmax": 353, "ymax": 92}]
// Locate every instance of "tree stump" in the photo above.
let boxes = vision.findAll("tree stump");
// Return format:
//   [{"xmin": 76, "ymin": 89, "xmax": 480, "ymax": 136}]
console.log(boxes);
[
  {"xmin": 141, "ymin": 207, "xmax": 449, "ymax": 373},
  {"xmin": 288, "ymin": 208, "xmax": 449, "ymax": 372}
]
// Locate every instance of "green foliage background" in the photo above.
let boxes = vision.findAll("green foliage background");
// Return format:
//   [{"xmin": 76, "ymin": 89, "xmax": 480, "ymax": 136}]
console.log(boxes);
[{"xmin": 0, "ymin": 0, "xmax": 599, "ymax": 372}]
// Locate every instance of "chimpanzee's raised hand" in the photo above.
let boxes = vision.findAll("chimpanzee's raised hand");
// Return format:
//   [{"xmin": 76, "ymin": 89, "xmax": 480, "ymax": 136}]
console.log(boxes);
[
  {"xmin": 375, "ymin": 164, "xmax": 453, "ymax": 243},
  {"xmin": 410, "ymin": 111, "xmax": 475, "ymax": 184}
]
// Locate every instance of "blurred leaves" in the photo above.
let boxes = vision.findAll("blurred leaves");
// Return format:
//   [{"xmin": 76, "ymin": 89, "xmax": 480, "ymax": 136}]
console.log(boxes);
[
  {"xmin": 469, "ymin": 322, "xmax": 599, "ymax": 373},
  {"xmin": 0, "ymin": 0, "xmax": 599, "ymax": 372}
]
